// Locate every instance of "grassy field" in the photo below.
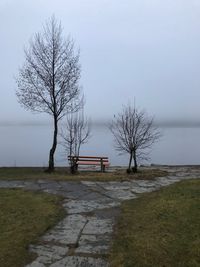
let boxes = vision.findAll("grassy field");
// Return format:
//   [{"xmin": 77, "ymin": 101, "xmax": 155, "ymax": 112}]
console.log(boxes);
[
  {"xmin": 109, "ymin": 179, "xmax": 200, "ymax": 267},
  {"xmin": 0, "ymin": 167, "xmax": 168, "ymax": 181},
  {"xmin": 0, "ymin": 189, "xmax": 65, "ymax": 267}
]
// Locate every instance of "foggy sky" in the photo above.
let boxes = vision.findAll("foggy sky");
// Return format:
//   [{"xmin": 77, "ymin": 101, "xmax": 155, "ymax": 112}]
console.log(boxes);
[{"xmin": 1, "ymin": 0, "xmax": 200, "ymax": 125}]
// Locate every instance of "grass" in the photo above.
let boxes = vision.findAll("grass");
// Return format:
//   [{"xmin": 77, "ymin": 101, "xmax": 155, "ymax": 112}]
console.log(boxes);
[
  {"xmin": 0, "ymin": 189, "xmax": 65, "ymax": 267},
  {"xmin": 109, "ymin": 179, "xmax": 200, "ymax": 267},
  {"xmin": 0, "ymin": 167, "xmax": 168, "ymax": 181}
]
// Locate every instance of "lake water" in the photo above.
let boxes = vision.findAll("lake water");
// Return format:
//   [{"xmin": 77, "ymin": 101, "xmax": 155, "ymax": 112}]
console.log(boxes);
[{"xmin": 0, "ymin": 124, "xmax": 200, "ymax": 167}]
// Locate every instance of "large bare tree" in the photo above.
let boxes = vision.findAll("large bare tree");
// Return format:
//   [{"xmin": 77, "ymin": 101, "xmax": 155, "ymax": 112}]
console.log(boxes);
[
  {"xmin": 60, "ymin": 110, "xmax": 91, "ymax": 173},
  {"xmin": 109, "ymin": 104, "xmax": 161, "ymax": 173},
  {"xmin": 16, "ymin": 16, "xmax": 81, "ymax": 172}
]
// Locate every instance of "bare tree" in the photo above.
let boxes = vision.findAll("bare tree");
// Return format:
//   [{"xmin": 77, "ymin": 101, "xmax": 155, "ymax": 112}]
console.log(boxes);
[
  {"xmin": 16, "ymin": 16, "xmax": 82, "ymax": 172},
  {"xmin": 109, "ymin": 104, "xmax": 161, "ymax": 173},
  {"xmin": 60, "ymin": 110, "xmax": 91, "ymax": 173}
]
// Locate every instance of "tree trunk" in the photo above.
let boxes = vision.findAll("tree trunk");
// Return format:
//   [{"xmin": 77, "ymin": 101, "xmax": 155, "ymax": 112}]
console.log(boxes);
[
  {"xmin": 127, "ymin": 151, "xmax": 133, "ymax": 173},
  {"xmin": 48, "ymin": 116, "xmax": 58, "ymax": 172},
  {"xmin": 70, "ymin": 156, "xmax": 78, "ymax": 174},
  {"xmin": 132, "ymin": 150, "xmax": 138, "ymax": 172}
]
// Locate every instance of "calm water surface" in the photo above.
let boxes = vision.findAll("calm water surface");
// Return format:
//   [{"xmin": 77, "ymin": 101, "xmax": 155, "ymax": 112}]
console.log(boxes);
[{"xmin": 0, "ymin": 124, "xmax": 200, "ymax": 167}]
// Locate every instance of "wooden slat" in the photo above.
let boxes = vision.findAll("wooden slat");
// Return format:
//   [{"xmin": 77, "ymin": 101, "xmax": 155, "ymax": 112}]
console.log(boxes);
[
  {"xmin": 69, "ymin": 156, "xmax": 108, "ymax": 159},
  {"xmin": 68, "ymin": 157, "xmax": 109, "ymax": 161},
  {"xmin": 77, "ymin": 161, "xmax": 110, "ymax": 166},
  {"xmin": 68, "ymin": 158, "xmax": 109, "ymax": 162},
  {"xmin": 75, "ymin": 159, "xmax": 109, "ymax": 163}
]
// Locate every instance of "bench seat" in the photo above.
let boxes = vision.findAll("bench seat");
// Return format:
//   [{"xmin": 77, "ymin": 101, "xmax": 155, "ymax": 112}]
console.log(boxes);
[{"xmin": 77, "ymin": 161, "xmax": 110, "ymax": 166}]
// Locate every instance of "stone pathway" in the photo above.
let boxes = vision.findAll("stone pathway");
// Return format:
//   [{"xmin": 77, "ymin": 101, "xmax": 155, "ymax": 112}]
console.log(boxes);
[{"xmin": 0, "ymin": 166, "xmax": 199, "ymax": 267}]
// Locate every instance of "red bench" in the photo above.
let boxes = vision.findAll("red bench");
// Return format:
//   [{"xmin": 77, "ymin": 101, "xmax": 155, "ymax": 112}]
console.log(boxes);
[{"xmin": 68, "ymin": 156, "xmax": 110, "ymax": 172}]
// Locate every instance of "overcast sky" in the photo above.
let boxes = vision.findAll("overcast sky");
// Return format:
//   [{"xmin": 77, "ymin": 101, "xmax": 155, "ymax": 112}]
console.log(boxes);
[{"xmin": 1, "ymin": 0, "xmax": 200, "ymax": 124}]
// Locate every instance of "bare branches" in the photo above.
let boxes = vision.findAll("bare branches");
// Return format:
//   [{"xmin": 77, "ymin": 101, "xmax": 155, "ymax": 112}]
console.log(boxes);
[
  {"xmin": 16, "ymin": 16, "xmax": 82, "ymax": 171},
  {"xmin": 16, "ymin": 16, "xmax": 81, "ymax": 119},
  {"xmin": 61, "ymin": 111, "xmax": 91, "ymax": 156},
  {"xmin": 60, "ymin": 110, "xmax": 91, "ymax": 173},
  {"xmin": 110, "ymin": 104, "xmax": 161, "ymax": 172}
]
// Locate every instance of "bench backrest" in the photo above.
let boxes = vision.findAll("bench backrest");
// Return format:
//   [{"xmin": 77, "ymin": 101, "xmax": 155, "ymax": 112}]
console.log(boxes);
[{"xmin": 68, "ymin": 156, "xmax": 109, "ymax": 162}]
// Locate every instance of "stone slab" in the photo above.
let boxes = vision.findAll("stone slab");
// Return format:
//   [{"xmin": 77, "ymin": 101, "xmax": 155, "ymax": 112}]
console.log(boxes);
[
  {"xmin": 63, "ymin": 199, "xmax": 120, "ymax": 214},
  {"xmin": 77, "ymin": 191, "xmax": 106, "ymax": 201},
  {"xmin": 100, "ymin": 181, "xmax": 132, "ymax": 191},
  {"xmin": 75, "ymin": 244, "xmax": 109, "ymax": 254},
  {"xmin": 42, "ymin": 214, "xmax": 87, "ymax": 245},
  {"xmin": 39, "ymin": 182, "xmax": 61, "ymax": 190},
  {"xmin": 0, "ymin": 180, "xmax": 25, "ymax": 188},
  {"xmin": 49, "ymin": 256, "xmax": 109, "ymax": 267},
  {"xmin": 76, "ymin": 234, "xmax": 110, "ymax": 254},
  {"xmin": 83, "ymin": 218, "xmax": 113, "ymax": 235},
  {"xmin": 26, "ymin": 261, "xmax": 45, "ymax": 267},
  {"xmin": 104, "ymin": 189, "xmax": 137, "ymax": 200},
  {"xmin": 131, "ymin": 186, "xmax": 156, "ymax": 193},
  {"xmin": 29, "ymin": 244, "xmax": 68, "ymax": 265},
  {"xmin": 57, "ymin": 182, "xmax": 90, "ymax": 192}
]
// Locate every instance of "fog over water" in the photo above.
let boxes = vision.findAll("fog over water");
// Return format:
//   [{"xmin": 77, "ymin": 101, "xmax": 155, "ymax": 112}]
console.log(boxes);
[
  {"xmin": 1, "ymin": 121, "xmax": 200, "ymax": 167},
  {"xmin": 1, "ymin": 1, "xmax": 200, "ymax": 167}
]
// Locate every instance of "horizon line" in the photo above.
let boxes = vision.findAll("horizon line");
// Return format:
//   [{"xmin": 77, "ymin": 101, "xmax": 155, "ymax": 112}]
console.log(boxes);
[{"xmin": 0, "ymin": 118, "xmax": 200, "ymax": 128}]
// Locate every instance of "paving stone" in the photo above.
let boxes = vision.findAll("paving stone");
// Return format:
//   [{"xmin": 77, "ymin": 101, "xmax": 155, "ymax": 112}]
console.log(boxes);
[
  {"xmin": 64, "ymin": 199, "xmax": 120, "ymax": 214},
  {"xmin": 37, "ymin": 179, "xmax": 50, "ymax": 184},
  {"xmin": 156, "ymin": 177, "xmax": 180, "ymax": 186},
  {"xmin": 58, "ymin": 182, "xmax": 90, "ymax": 192},
  {"xmin": 76, "ymin": 234, "xmax": 110, "ymax": 254},
  {"xmin": 100, "ymin": 181, "xmax": 132, "ymax": 191},
  {"xmin": 25, "ymin": 261, "xmax": 45, "ymax": 267},
  {"xmin": 134, "ymin": 180, "xmax": 160, "ymax": 187},
  {"xmin": 29, "ymin": 244, "xmax": 68, "ymax": 264},
  {"xmin": 131, "ymin": 186, "xmax": 156, "ymax": 193},
  {"xmin": 40, "ymin": 189, "xmax": 69, "ymax": 198},
  {"xmin": 40, "ymin": 182, "xmax": 61, "ymax": 190},
  {"xmin": 76, "ymin": 244, "xmax": 109, "ymax": 254},
  {"xmin": 42, "ymin": 189, "xmax": 61, "ymax": 195},
  {"xmin": 43, "ymin": 214, "xmax": 87, "ymax": 245},
  {"xmin": 81, "ymin": 181, "xmax": 97, "ymax": 187},
  {"xmin": 78, "ymin": 191, "xmax": 106, "ymax": 201},
  {"xmin": 81, "ymin": 181, "xmax": 108, "ymax": 195},
  {"xmin": 24, "ymin": 182, "xmax": 42, "ymax": 191},
  {"xmin": 0, "ymin": 180, "xmax": 25, "ymax": 188},
  {"xmin": 64, "ymin": 190, "xmax": 92, "ymax": 199},
  {"xmin": 94, "ymin": 207, "xmax": 121, "ymax": 220},
  {"xmin": 78, "ymin": 233, "xmax": 110, "ymax": 244},
  {"xmin": 83, "ymin": 217, "xmax": 113, "ymax": 235},
  {"xmin": 104, "ymin": 189, "xmax": 137, "ymax": 200},
  {"xmin": 0, "ymin": 181, "xmax": 15, "ymax": 188},
  {"xmin": 49, "ymin": 256, "xmax": 109, "ymax": 267},
  {"xmin": 79, "ymin": 234, "xmax": 98, "ymax": 242},
  {"xmin": 165, "ymin": 175, "xmax": 181, "ymax": 180}
]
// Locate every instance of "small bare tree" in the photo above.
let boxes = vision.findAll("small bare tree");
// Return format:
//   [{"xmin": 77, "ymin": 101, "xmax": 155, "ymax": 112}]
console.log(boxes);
[
  {"xmin": 109, "ymin": 104, "xmax": 161, "ymax": 173},
  {"xmin": 16, "ymin": 16, "xmax": 82, "ymax": 172},
  {"xmin": 60, "ymin": 110, "xmax": 91, "ymax": 173}
]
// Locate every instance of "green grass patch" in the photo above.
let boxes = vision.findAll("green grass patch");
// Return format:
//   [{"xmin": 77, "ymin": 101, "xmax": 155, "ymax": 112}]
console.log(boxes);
[
  {"xmin": 110, "ymin": 179, "xmax": 200, "ymax": 267},
  {"xmin": 0, "ymin": 189, "xmax": 65, "ymax": 267},
  {"xmin": 0, "ymin": 167, "xmax": 167, "ymax": 181}
]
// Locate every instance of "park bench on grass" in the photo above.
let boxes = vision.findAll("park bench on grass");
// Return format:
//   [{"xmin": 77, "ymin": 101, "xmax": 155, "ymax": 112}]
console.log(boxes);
[{"xmin": 68, "ymin": 156, "xmax": 110, "ymax": 172}]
